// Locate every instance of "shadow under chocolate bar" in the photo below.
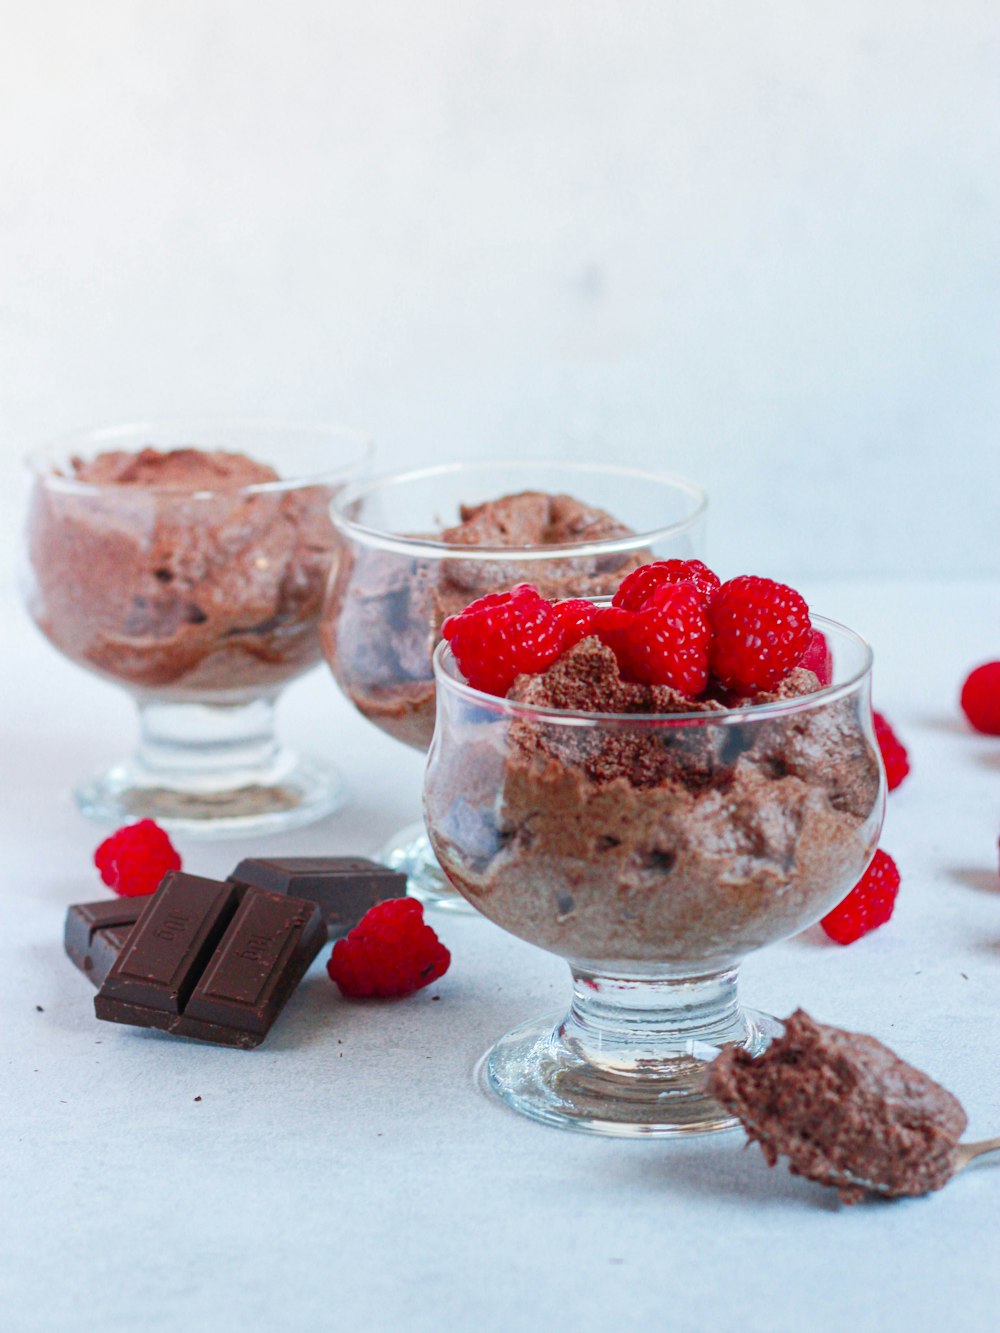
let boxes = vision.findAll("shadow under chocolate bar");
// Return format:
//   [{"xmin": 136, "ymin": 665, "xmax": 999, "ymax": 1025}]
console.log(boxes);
[{"xmin": 93, "ymin": 872, "xmax": 327, "ymax": 1049}]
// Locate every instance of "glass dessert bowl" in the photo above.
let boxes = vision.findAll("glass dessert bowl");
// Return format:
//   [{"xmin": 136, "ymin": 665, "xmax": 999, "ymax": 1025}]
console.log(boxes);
[
  {"xmin": 424, "ymin": 617, "xmax": 885, "ymax": 1135},
  {"xmin": 321, "ymin": 461, "xmax": 708, "ymax": 909},
  {"xmin": 23, "ymin": 418, "xmax": 373, "ymax": 836}
]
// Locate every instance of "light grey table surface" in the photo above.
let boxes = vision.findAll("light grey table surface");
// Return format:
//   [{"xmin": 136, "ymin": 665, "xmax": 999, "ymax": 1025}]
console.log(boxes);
[{"xmin": 2, "ymin": 577, "xmax": 998, "ymax": 1333}]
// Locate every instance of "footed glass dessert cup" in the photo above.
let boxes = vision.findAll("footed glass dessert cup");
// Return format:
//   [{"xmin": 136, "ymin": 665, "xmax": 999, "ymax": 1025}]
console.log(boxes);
[
  {"xmin": 321, "ymin": 460, "xmax": 708, "ymax": 909},
  {"xmin": 23, "ymin": 419, "xmax": 373, "ymax": 836},
  {"xmin": 424, "ymin": 617, "xmax": 885, "ymax": 1135}
]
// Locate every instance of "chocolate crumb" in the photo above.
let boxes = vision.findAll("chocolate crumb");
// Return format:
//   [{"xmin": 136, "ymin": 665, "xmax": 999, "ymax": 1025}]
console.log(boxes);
[{"xmin": 194, "ymin": 1095, "xmax": 202, "ymax": 1102}]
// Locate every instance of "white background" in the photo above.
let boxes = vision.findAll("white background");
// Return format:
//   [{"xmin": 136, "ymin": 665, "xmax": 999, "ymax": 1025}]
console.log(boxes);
[{"xmin": 1, "ymin": 1, "xmax": 998, "ymax": 583}]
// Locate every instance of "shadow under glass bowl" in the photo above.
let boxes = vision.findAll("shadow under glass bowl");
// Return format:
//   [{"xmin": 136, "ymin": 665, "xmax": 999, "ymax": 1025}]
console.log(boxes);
[
  {"xmin": 321, "ymin": 459, "xmax": 709, "ymax": 908},
  {"xmin": 23, "ymin": 418, "xmax": 374, "ymax": 838},
  {"xmin": 424, "ymin": 617, "xmax": 885, "ymax": 1134}
]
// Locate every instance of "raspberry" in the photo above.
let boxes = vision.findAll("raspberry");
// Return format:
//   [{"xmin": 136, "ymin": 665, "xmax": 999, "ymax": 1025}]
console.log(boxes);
[
  {"xmin": 617, "ymin": 583, "xmax": 711, "ymax": 694},
  {"xmin": 614, "ymin": 560, "xmax": 721, "ymax": 612},
  {"xmin": 873, "ymin": 711, "xmax": 910, "ymax": 791},
  {"xmin": 327, "ymin": 898, "xmax": 450, "ymax": 998},
  {"xmin": 592, "ymin": 604, "xmax": 634, "ymax": 653},
  {"xmin": 442, "ymin": 583, "xmax": 566, "ymax": 696},
  {"xmin": 820, "ymin": 849, "xmax": 900, "ymax": 945},
  {"xmin": 799, "ymin": 627, "xmax": 833, "ymax": 687},
  {"xmin": 94, "ymin": 819, "xmax": 181, "ymax": 898},
  {"xmin": 552, "ymin": 598, "xmax": 598, "ymax": 650},
  {"xmin": 708, "ymin": 575, "xmax": 811, "ymax": 694},
  {"xmin": 960, "ymin": 662, "xmax": 1000, "ymax": 735}
]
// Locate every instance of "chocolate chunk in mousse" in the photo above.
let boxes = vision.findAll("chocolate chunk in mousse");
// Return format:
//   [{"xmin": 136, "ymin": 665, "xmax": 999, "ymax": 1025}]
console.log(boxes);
[{"xmin": 706, "ymin": 1009, "xmax": 967, "ymax": 1203}]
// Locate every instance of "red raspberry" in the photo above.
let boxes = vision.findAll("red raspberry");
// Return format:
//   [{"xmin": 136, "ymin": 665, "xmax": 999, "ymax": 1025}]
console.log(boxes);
[
  {"xmin": 442, "ymin": 583, "xmax": 566, "ymax": 696},
  {"xmin": 960, "ymin": 662, "xmax": 1000, "ymax": 735},
  {"xmin": 873, "ymin": 711, "xmax": 910, "ymax": 791},
  {"xmin": 708, "ymin": 575, "xmax": 811, "ymax": 694},
  {"xmin": 327, "ymin": 898, "xmax": 450, "ymax": 998},
  {"xmin": 820, "ymin": 849, "xmax": 900, "ymax": 945},
  {"xmin": 614, "ymin": 559, "xmax": 721, "ymax": 612},
  {"xmin": 799, "ymin": 627, "xmax": 833, "ymax": 687},
  {"xmin": 94, "ymin": 819, "xmax": 181, "ymax": 898},
  {"xmin": 552, "ymin": 598, "xmax": 598, "ymax": 650},
  {"xmin": 591, "ymin": 604, "xmax": 635, "ymax": 666},
  {"xmin": 618, "ymin": 583, "xmax": 711, "ymax": 694}
]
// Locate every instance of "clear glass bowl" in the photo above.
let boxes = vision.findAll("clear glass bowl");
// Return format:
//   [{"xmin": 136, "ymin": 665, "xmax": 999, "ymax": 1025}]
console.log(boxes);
[
  {"xmin": 424, "ymin": 616, "xmax": 885, "ymax": 1135},
  {"xmin": 321, "ymin": 461, "xmax": 708, "ymax": 908},
  {"xmin": 23, "ymin": 419, "xmax": 373, "ymax": 837}
]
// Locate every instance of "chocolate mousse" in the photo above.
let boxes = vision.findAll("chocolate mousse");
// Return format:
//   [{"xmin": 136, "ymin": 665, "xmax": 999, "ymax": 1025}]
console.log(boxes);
[
  {"xmin": 427, "ymin": 638, "xmax": 881, "ymax": 964},
  {"xmin": 707, "ymin": 1009, "xmax": 968, "ymax": 1203},
  {"xmin": 323, "ymin": 490, "xmax": 644, "ymax": 750},
  {"xmin": 27, "ymin": 447, "xmax": 339, "ymax": 696}
]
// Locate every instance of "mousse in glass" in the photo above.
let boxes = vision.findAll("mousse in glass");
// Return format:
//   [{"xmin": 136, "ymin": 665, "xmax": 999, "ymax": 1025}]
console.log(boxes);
[
  {"xmin": 424, "ymin": 573, "xmax": 884, "ymax": 1135},
  {"xmin": 24, "ymin": 419, "xmax": 373, "ymax": 835}
]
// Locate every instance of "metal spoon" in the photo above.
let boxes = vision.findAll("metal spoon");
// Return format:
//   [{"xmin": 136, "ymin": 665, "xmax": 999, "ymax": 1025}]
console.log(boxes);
[{"xmin": 955, "ymin": 1135, "xmax": 1000, "ymax": 1172}]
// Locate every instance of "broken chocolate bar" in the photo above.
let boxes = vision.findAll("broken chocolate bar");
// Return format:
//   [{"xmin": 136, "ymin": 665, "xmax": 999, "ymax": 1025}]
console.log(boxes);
[
  {"xmin": 229, "ymin": 856, "xmax": 406, "ymax": 936},
  {"xmin": 65, "ymin": 897, "xmax": 149, "ymax": 987},
  {"xmin": 94, "ymin": 871, "xmax": 327, "ymax": 1048}
]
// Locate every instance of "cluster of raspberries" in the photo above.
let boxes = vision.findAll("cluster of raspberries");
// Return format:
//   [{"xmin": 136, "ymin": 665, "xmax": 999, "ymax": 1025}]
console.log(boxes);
[{"xmin": 443, "ymin": 559, "xmax": 825, "ymax": 699}]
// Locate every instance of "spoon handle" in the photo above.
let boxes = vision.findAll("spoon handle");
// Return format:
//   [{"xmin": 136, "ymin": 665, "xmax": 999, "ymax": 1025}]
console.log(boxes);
[{"xmin": 956, "ymin": 1136, "xmax": 1000, "ymax": 1170}]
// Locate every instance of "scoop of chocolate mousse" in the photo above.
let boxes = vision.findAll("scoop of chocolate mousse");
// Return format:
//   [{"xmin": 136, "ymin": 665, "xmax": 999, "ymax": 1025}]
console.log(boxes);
[
  {"xmin": 28, "ymin": 447, "xmax": 338, "ymax": 694},
  {"xmin": 707, "ymin": 1010, "xmax": 967, "ymax": 1204},
  {"xmin": 324, "ymin": 490, "xmax": 643, "ymax": 751}
]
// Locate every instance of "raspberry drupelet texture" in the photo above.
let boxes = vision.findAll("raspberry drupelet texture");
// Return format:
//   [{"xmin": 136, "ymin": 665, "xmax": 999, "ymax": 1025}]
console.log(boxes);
[
  {"xmin": 960, "ymin": 662, "xmax": 1000, "ymax": 735},
  {"xmin": 614, "ymin": 583, "xmax": 711, "ymax": 694},
  {"xmin": 552, "ymin": 598, "xmax": 598, "ymax": 651},
  {"xmin": 442, "ymin": 583, "xmax": 565, "ymax": 696},
  {"xmin": 708, "ymin": 575, "xmax": 812, "ymax": 694},
  {"xmin": 821, "ymin": 849, "xmax": 900, "ymax": 945},
  {"xmin": 613, "ymin": 559, "xmax": 721, "ymax": 612},
  {"xmin": 327, "ymin": 898, "xmax": 451, "ymax": 998},
  {"xmin": 873, "ymin": 712, "xmax": 910, "ymax": 791},
  {"xmin": 94, "ymin": 819, "xmax": 181, "ymax": 898}
]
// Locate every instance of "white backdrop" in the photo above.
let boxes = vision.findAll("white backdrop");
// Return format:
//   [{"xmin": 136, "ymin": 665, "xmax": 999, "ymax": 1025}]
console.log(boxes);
[{"xmin": 1, "ymin": 0, "xmax": 997, "ymax": 585}]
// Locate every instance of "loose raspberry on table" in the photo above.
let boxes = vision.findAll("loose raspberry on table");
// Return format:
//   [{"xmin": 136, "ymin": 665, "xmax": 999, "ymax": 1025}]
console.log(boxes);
[
  {"xmin": 552, "ymin": 598, "xmax": 598, "ymax": 650},
  {"xmin": 94, "ymin": 819, "xmax": 181, "ymax": 898},
  {"xmin": 820, "ymin": 849, "xmax": 900, "ymax": 945},
  {"xmin": 960, "ymin": 662, "xmax": 1000, "ymax": 736},
  {"xmin": 799, "ymin": 627, "xmax": 833, "ymax": 687},
  {"xmin": 613, "ymin": 560, "xmax": 721, "ymax": 613},
  {"xmin": 873, "ymin": 712, "xmax": 910, "ymax": 791},
  {"xmin": 442, "ymin": 583, "xmax": 566, "ymax": 696},
  {"xmin": 327, "ymin": 898, "xmax": 450, "ymax": 998},
  {"xmin": 616, "ymin": 583, "xmax": 711, "ymax": 694},
  {"xmin": 707, "ymin": 575, "xmax": 811, "ymax": 694}
]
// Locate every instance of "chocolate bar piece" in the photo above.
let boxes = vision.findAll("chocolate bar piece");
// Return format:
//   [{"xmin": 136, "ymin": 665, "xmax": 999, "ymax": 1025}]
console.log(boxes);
[
  {"xmin": 94, "ymin": 871, "xmax": 327, "ymax": 1048},
  {"xmin": 65, "ymin": 897, "xmax": 150, "ymax": 987},
  {"xmin": 229, "ymin": 857, "xmax": 406, "ymax": 936}
]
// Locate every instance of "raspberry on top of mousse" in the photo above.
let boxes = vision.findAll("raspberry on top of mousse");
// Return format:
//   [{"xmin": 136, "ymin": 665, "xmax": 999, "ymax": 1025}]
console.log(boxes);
[{"xmin": 443, "ymin": 561, "xmax": 823, "ymax": 708}]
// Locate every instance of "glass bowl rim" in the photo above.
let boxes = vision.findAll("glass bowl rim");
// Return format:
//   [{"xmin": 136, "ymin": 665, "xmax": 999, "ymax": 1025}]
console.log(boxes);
[
  {"xmin": 329, "ymin": 459, "xmax": 708, "ymax": 560},
  {"xmin": 432, "ymin": 613, "xmax": 873, "ymax": 726},
  {"xmin": 25, "ymin": 417, "xmax": 375, "ymax": 497}
]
